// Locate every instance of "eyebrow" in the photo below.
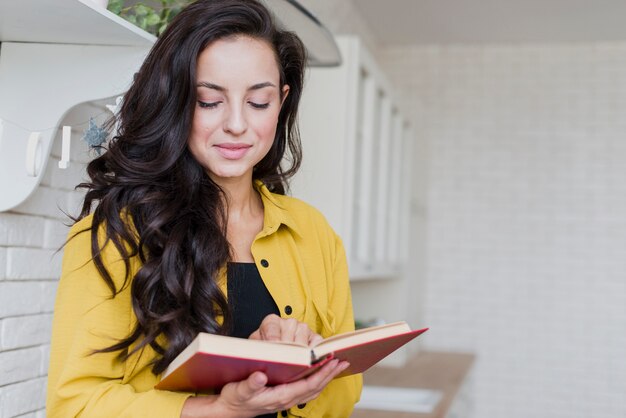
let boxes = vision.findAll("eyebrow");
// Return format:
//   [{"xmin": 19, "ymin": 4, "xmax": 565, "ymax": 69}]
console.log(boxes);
[{"xmin": 197, "ymin": 81, "xmax": 276, "ymax": 91}]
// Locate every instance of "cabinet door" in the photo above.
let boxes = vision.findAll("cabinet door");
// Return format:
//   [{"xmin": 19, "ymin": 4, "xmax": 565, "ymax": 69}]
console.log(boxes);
[
  {"xmin": 387, "ymin": 113, "xmax": 405, "ymax": 263},
  {"xmin": 352, "ymin": 70, "xmax": 377, "ymax": 267},
  {"xmin": 293, "ymin": 35, "xmax": 411, "ymax": 279},
  {"xmin": 399, "ymin": 126, "xmax": 414, "ymax": 263},
  {"xmin": 374, "ymin": 97, "xmax": 393, "ymax": 263}
]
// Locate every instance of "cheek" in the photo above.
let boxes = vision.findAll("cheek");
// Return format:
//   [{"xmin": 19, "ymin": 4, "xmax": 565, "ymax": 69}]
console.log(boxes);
[
  {"xmin": 253, "ymin": 111, "xmax": 281, "ymax": 143},
  {"xmin": 189, "ymin": 110, "xmax": 221, "ymax": 144},
  {"xmin": 188, "ymin": 112, "xmax": 215, "ymax": 161},
  {"xmin": 191, "ymin": 109, "xmax": 214, "ymax": 133}
]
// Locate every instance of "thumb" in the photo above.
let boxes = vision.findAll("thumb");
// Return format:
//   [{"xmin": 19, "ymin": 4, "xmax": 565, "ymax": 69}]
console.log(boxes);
[{"xmin": 238, "ymin": 372, "xmax": 267, "ymax": 399}]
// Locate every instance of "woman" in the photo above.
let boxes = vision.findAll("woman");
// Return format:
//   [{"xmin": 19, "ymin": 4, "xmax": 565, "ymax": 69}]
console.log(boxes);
[{"xmin": 45, "ymin": 0, "xmax": 362, "ymax": 417}]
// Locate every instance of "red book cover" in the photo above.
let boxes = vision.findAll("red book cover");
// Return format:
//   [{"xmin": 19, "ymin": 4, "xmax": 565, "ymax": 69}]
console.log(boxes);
[
  {"xmin": 155, "ymin": 322, "xmax": 428, "ymax": 392},
  {"xmin": 331, "ymin": 328, "xmax": 428, "ymax": 378},
  {"xmin": 156, "ymin": 352, "xmax": 333, "ymax": 391}
]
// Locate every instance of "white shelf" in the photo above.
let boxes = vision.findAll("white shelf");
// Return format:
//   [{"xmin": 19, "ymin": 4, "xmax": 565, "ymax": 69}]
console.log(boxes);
[
  {"xmin": 0, "ymin": 0, "xmax": 155, "ymax": 46},
  {"xmin": 0, "ymin": 0, "xmax": 153, "ymax": 212},
  {"xmin": 0, "ymin": 0, "xmax": 339, "ymax": 64}
]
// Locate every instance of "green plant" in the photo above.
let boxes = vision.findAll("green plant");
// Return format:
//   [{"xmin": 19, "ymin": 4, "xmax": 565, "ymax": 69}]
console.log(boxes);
[{"xmin": 108, "ymin": 0, "xmax": 195, "ymax": 36}]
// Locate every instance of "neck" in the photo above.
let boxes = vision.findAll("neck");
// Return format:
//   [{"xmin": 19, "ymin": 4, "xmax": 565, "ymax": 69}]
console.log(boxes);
[{"xmin": 212, "ymin": 174, "xmax": 262, "ymax": 221}]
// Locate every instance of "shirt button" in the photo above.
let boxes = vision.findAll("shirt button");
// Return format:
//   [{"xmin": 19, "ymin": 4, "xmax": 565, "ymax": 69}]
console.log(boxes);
[
  {"xmin": 284, "ymin": 305, "xmax": 293, "ymax": 315},
  {"xmin": 297, "ymin": 403, "xmax": 307, "ymax": 409},
  {"xmin": 281, "ymin": 411, "xmax": 288, "ymax": 417},
  {"xmin": 260, "ymin": 259, "xmax": 269, "ymax": 268}
]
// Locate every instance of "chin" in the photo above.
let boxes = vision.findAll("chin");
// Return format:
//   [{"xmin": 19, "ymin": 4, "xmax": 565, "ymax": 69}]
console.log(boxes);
[{"xmin": 209, "ymin": 166, "xmax": 252, "ymax": 181}]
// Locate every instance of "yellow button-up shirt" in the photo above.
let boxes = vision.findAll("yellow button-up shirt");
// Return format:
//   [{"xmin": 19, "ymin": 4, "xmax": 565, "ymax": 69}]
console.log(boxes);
[{"xmin": 46, "ymin": 182, "xmax": 362, "ymax": 418}]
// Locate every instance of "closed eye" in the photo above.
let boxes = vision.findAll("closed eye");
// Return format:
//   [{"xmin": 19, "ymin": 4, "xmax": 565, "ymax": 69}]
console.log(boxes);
[
  {"xmin": 198, "ymin": 101, "xmax": 221, "ymax": 109},
  {"xmin": 249, "ymin": 102, "xmax": 270, "ymax": 109}
]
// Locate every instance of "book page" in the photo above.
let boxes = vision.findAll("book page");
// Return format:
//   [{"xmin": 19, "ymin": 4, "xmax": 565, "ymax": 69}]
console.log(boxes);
[{"xmin": 314, "ymin": 321, "xmax": 411, "ymax": 353}]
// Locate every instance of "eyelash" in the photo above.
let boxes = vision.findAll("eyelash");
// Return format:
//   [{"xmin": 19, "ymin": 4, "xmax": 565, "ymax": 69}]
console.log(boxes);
[
  {"xmin": 198, "ymin": 101, "xmax": 220, "ymax": 109},
  {"xmin": 197, "ymin": 101, "xmax": 270, "ymax": 109},
  {"xmin": 250, "ymin": 102, "xmax": 270, "ymax": 109}
]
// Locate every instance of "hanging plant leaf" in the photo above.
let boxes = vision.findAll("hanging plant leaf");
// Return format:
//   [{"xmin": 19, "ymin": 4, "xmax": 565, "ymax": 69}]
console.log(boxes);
[
  {"xmin": 107, "ymin": 0, "xmax": 123, "ymax": 14},
  {"xmin": 82, "ymin": 118, "xmax": 109, "ymax": 155},
  {"xmin": 134, "ymin": 4, "xmax": 150, "ymax": 16},
  {"xmin": 107, "ymin": 0, "xmax": 196, "ymax": 37}
]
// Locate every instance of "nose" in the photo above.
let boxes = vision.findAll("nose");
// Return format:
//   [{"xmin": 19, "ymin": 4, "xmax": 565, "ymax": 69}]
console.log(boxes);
[{"xmin": 223, "ymin": 104, "xmax": 248, "ymax": 136}]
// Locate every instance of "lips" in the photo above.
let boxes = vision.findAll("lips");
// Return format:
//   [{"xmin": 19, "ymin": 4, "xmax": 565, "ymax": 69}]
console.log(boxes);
[{"xmin": 214, "ymin": 143, "xmax": 252, "ymax": 160}]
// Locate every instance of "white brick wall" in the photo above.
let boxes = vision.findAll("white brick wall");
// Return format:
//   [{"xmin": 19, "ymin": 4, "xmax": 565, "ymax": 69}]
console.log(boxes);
[
  {"xmin": 0, "ymin": 124, "xmax": 89, "ymax": 417},
  {"xmin": 0, "ymin": 378, "xmax": 47, "ymax": 418},
  {"xmin": 0, "ymin": 348, "xmax": 43, "ymax": 386},
  {"xmin": 380, "ymin": 42, "xmax": 626, "ymax": 418},
  {"xmin": 1, "ymin": 315, "xmax": 53, "ymax": 350}
]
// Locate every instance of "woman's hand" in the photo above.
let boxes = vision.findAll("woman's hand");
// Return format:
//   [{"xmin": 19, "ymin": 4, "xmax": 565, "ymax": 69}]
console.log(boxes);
[
  {"xmin": 181, "ymin": 315, "xmax": 349, "ymax": 417},
  {"xmin": 216, "ymin": 358, "xmax": 348, "ymax": 417},
  {"xmin": 181, "ymin": 357, "xmax": 349, "ymax": 418},
  {"xmin": 249, "ymin": 314, "xmax": 324, "ymax": 346}
]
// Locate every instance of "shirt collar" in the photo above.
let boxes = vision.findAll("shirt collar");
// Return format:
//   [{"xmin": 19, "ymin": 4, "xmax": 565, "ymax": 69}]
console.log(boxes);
[{"xmin": 254, "ymin": 180, "xmax": 302, "ymax": 239}]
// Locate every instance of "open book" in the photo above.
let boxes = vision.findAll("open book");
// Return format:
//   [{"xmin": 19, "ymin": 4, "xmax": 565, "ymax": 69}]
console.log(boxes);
[{"xmin": 155, "ymin": 321, "xmax": 428, "ymax": 391}]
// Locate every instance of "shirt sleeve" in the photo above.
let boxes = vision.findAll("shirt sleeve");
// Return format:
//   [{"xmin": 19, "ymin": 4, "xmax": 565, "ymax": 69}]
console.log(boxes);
[{"xmin": 46, "ymin": 219, "xmax": 192, "ymax": 418}]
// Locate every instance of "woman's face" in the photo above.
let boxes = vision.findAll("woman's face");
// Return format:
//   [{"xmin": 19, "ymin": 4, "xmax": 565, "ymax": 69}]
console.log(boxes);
[{"xmin": 188, "ymin": 35, "xmax": 288, "ymax": 184}]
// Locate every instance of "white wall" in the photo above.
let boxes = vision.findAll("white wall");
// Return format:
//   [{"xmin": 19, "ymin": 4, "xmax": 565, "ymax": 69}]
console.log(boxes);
[
  {"xmin": 0, "ymin": 119, "xmax": 90, "ymax": 418},
  {"xmin": 380, "ymin": 42, "xmax": 626, "ymax": 418}
]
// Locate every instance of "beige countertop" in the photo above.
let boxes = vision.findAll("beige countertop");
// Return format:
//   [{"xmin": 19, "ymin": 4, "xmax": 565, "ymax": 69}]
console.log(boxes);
[{"xmin": 351, "ymin": 351, "xmax": 475, "ymax": 418}]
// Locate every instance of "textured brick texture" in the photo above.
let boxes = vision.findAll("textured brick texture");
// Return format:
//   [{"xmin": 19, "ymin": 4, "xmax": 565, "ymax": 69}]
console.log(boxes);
[
  {"xmin": 0, "ymin": 378, "xmax": 47, "ymax": 418},
  {"xmin": 1, "ymin": 116, "xmax": 88, "ymax": 418},
  {"xmin": 380, "ymin": 42, "xmax": 626, "ymax": 418},
  {"xmin": 0, "ymin": 315, "xmax": 53, "ymax": 351}
]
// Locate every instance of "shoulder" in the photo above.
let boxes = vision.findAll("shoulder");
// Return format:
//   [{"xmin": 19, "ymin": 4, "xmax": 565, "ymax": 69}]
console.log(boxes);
[
  {"xmin": 62, "ymin": 212, "xmax": 136, "ymax": 293},
  {"xmin": 269, "ymin": 192, "xmax": 338, "ymax": 237},
  {"xmin": 68, "ymin": 213, "xmax": 96, "ymax": 238},
  {"xmin": 256, "ymin": 180, "xmax": 330, "ymax": 227},
  {"xmin": 64, "ymin": 214, "xmax": 96, "ymax": 258},
  {"xmin": 275, "ymin": 193, "xmax": 328, "ymax": 222}
]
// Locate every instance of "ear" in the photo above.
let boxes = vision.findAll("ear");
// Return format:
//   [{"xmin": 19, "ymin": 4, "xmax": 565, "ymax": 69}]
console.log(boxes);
[{"xmin": 280, "ymin": 84, "xmax": 290, "ymax": 107}]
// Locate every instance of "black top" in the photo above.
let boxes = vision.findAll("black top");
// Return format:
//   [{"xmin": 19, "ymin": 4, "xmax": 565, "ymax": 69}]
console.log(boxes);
[
  {"xmin": 227, "ymin": 262, "xmax": 280, "ymax": 338},
  {"xmin": 227, "ymin": 262, "xmax": 281, "ymax": 418}
]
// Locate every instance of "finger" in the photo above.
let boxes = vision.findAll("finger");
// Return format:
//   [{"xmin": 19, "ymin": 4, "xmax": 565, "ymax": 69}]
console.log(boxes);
[
  {"xmin": 305, "ymin": 359, "xmax": 341, "ymax": 387},
  {"xmin": 280, "ymin": 360, "xmax": 341, "ymax": 405},
  {"xmin": 294, "ymin": 322, "xmax": 313, "ymax": 346},
  {"xmin": 312, "ymin": 359, "xmax": 349, "ymax": 389},
  {"xmin": 263, "ymin": 361, "xmax": 347, "ymax": 408},
  {"xmin": 259, "ymin": 314, "xmax": 282, "ymax": 341},
  {"xmin": 235, "ymin": 371, "xmax": 268, "ymax": 401},
  {"xmin": 302, "ymin": 360, "xmax": 349, "ymax": 406},
  {"xmin": 308, "ymin": 332, "xmax": 324, "ymax": 347},
  {"xmin": 281, "ymin": 318, "xmax": 298, "ymax": 342}
]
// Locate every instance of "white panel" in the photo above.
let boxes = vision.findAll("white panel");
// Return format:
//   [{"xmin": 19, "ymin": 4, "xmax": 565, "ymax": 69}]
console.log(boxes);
[
  {"xmin": 387, "ymin": 114, "xmax": 404, "ymax": 262},
  {"xmin": 355, "ymin": 75, "xmax": 377, "ymax": 265},
  {"xmin": 374, "ymin": 97, "xmax": 393, "ymax": 262}
]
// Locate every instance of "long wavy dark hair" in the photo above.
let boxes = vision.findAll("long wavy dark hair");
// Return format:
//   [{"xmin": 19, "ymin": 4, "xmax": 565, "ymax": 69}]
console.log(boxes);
[{"xmin": 73, "ymin": 0, "xmax": 306, "ymax": 374}]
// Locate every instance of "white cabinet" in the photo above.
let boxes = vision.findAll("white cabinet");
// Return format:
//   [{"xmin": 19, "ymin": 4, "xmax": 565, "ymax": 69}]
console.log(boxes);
[{"xmin": 293, "ymin": 35, "xmax": 413, "ymax": 280}]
